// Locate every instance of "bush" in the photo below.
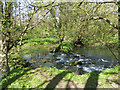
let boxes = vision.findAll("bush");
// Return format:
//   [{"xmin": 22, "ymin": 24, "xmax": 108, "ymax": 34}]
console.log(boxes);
[
  {"xmin": 9, "ymin": 54, "xmax": 31, "ymax": 69},
  {"xmin": 60, "ymin": 41, "xmax": 74, "ymax": 53}
]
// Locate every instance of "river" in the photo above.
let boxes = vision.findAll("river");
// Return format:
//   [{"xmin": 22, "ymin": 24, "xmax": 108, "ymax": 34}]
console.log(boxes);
[{"xmin": 23, "ymin": 45, "xmax": 118, "ymax": 74}]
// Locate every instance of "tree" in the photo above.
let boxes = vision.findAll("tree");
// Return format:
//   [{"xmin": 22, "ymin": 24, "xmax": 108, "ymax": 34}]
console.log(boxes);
[
  {"xmin": 0, "ymin": 1, "xmax": 54, "ymax": 75},
  {"xmin": 118, "ymin": 1, "xmax": 120, "ymax": 48},
  {"xmin": 118, "ymin": 1, "xmax": 120, "ymax": 64},
  {"xmin": 0, "ymin": 2, "xmax": 13, "ymax": 75}
]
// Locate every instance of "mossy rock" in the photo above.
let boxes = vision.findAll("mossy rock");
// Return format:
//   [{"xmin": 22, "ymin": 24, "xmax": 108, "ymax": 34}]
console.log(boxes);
[
  {"xmin": 69, "ymin": 52, "xmax": 73, "ymax": 54},
  {"xmin": 70, "ymin": 57, "xmax": 75, "ymax": 59},
  {"xmin": 42, "ymin": 60, "xmax": 48, "ymax": 63},
  {"xmin": 91, "ymin": 60, "xmax": 95, "ymax": 64},
  {"xmin": 50, "ymin": 50, "xmax": 54, "ymax": 53},
  {"xmin": 40, "ymin": 58, "xmax": 48, "ymax": 63},
  {"xmin": 70, "ymin": 61, "xmax": 82, "ymax": 65},
  {"xmin": 74, "ymin": 56, "xmax": 79, "ymax": 58},
  {"xmin": 81, "ymin": 55, "xmax": 86, "ymax": 58},
  {"xmin": 53, "ymin": 54, "xmax": 57, "ymax": 57}
]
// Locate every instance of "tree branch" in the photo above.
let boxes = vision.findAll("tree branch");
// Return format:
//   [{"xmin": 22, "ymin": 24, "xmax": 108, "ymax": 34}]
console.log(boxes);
[
  {"xmin": 78, "ymin": 0, "xmax": 85, "ymax": 7},
  {"xmin": 82, "ymin": 16, "xmax": 118, "ymax": 29},
  {"xmin": 92, "ymin": 17, "xmax": 118, "ymax": 29},
  {"xmin": 8, "ymin": 3, "xmax": 53, "ymax": 51}
]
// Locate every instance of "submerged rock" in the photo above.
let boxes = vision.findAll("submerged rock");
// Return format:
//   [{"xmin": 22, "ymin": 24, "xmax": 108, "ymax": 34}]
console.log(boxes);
[
  {"xmin": 50, "ymin": 50, "xmax": 54, "ymax": 53},
  {"xmin": 74, "ymin": 56, "xmax": 79, "ymax": 58}
]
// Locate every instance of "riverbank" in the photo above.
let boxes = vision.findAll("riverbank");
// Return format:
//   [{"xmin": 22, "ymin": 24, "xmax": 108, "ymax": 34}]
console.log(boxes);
[
  {"xmin": 1, "ymin": 64, "xmax": 120, "ymax": 88},
  {"xmin": 21, "ymin": 37, "xmax": 75, "ymax": 53},
  {"xmin": 21, "ymin": 37, "xmax": 59, "ymax": 49},
  {"xmin": 22, "ymin": 37, "xmax": 119, "ymax": 53}
]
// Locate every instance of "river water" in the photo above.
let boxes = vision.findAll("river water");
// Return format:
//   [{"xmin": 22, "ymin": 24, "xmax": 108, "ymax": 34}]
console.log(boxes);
[{"xmin": 23, "ymin": 46, "xmax": 118, "ymax": 74}]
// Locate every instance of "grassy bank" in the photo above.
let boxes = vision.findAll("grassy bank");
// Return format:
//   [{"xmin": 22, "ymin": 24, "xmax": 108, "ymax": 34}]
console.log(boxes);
[
  {"xmin": 21, "ymin": 36, "xmax": 75, "ymax": 53},
  {"xmin": 22, "ymin": 37, "xmax": 59, "ymax": 48},
  {"xmin": 1, "ymin": 64, "xmax": 120, "ymax": 88}
]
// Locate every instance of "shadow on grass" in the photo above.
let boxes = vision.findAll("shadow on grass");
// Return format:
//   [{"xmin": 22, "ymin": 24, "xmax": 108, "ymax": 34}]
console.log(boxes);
[
  {"xmin": 42, "ymin": 71, "xmax": 72, "ymax": 89},
  {"xmin": 112, "ymin": 79, "xmax": 120, "ymax": 85},
  {"xmin": 36, "ymin": 80, "xmax": 49, "ymax": 88},
  {"xmin": 103, "ymin": 71, "xmax": 118, "ymax": 75},
  {"xmin": 65, "ymin": 75, "xmax": 78, "ymax": 89},
  {"xmin": 84, "ymin": 71, "xmax": 101, "ymax": 90},
  {"xmin": 2, "ymin": 67, "xmax": 34, "ymax": 89}
]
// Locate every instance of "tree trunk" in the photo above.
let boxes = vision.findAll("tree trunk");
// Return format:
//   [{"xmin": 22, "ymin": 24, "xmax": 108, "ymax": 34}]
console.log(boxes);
[
  {"xmin": 118, "ymin": 1, "xmax": 120, "ymax": 64},
  {"xmin": 19, "ymin": 2, "xmax": 21, "ymax": 26},
  {"xmin": 1, "ymin": 32, "xmax": 11, "ymax": 75},
  {"xmin": 0, "ymin": 2, "xmax": 12, "ymax": 75},
  {"xmin": 118, "ymin": 1, "xmax": 120, "ymax": 48},
  {"xmin": 14, "ymin": 2, "xmax": 17, "ymax": 27},
  {"xmin": 0, "ymin": 1, "xmax": 6, "ymax": 75},
  {"xmin": 0, "ymin": 1, "xmax": 3, "ymax": 80}
]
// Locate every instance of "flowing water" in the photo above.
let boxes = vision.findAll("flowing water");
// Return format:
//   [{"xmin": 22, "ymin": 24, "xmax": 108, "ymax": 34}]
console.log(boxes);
[{"xmin": 23, "ymin": 46, "xmax": 118, "ymax": 74}]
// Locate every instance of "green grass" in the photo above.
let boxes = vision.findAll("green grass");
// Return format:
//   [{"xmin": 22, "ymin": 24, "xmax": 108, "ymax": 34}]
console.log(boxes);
[
  {"xmin": 22, "ymin": 36, "xmax": 75, "ymax": 53},
  {"xmin": 22, "ymin": 37, "xmax": 59, "ymax": 48},
  {"xmin": 1, "ymin": 64, "xmax": 120, "ymax": 88}
]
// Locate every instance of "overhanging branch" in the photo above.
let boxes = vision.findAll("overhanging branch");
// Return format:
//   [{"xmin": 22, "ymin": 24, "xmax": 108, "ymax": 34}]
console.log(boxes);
[
  {"xmin": 82, "ymin": 16, "xmax": 118, "ymax": 29},
  {"xmin": 92, "ymin": 17, "xmax": 118, "ymax": 29}
]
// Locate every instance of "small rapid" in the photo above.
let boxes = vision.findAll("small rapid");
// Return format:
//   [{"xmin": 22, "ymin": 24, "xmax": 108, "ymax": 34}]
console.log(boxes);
[{"xmin": 23, "ymin": 46, "xmax": 118, "ymax": 74}]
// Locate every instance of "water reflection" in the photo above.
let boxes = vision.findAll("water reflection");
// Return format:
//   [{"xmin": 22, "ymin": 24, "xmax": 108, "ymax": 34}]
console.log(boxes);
[{"xmin": 23, "ymin": 46, "xmax": 118, "ymax": 74}]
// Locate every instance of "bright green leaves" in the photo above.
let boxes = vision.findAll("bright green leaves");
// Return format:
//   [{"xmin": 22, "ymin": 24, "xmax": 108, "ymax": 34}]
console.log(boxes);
[{"xmin": 60, "ymin": 41, "xmax": 74, "ymax": 53}]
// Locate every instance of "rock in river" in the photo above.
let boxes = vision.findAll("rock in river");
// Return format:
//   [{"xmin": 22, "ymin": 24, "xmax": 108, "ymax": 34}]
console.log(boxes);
[{"xmin": 70, "ymin": 61, "xmax": 82, "ymax": 65}]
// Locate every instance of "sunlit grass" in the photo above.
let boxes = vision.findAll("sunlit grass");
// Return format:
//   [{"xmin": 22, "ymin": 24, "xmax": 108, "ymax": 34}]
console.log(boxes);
[
  {"xmin": 1, "ymin": 64, "xmax": 120, "ymax": 88},
  {"xmin": 22, "ymin": 37, "xmax": 58, "ymax": 47}
]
